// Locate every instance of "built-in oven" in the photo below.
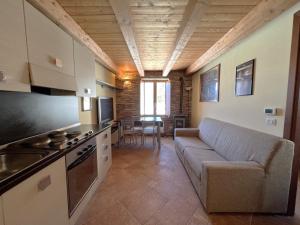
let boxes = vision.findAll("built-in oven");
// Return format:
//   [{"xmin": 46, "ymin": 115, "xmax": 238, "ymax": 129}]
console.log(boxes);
[{"xmin": 66, "ymin": 137, "xmax": 98, "ymax": 216}]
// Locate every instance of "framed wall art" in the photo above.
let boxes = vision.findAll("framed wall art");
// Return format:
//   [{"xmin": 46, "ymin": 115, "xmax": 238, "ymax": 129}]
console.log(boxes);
[
  {"xmin": 235, "ymin": 59, "xmax": 255, "ymax": 96},
  {"xmin": 200, "ymin": 64, "xmax": 220, "ymax": 102}
]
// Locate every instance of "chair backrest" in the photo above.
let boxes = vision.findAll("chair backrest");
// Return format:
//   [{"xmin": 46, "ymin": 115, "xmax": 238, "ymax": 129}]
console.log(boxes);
[
  {"xmin": 142, "ymin": 121, "xmax": 157, "ymax": 133},
  {"xmin": 121, "ymin": 119, "xmax": 135, "ymax": 132}
]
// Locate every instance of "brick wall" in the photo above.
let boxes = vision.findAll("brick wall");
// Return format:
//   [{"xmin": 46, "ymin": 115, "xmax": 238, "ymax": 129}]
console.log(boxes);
[{"xmin": 116, "ymin": 70, "xmax": 192, "ymax": 135}]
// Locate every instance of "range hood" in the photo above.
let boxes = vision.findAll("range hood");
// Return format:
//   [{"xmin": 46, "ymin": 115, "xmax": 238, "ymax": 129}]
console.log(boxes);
[{"xmin": 29, "ymin": 63, "xmax": 77, "ymax": 91}]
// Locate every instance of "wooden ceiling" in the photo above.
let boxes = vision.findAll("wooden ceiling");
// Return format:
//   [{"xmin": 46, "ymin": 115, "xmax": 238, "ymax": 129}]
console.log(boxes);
[
  {"xmin": 57, "ymin": 0, "xmax": 137, "ymax": 72},
  {"xmin": 131, "ymin": 0, "xmax": 189, "ymax": 71},
  {"xmin": 174, "ymin": 0, "xmax": 260, "ymax": 70},
  {"xmin": 55, "ymin": 0, "xmax": 293, "ymax": 76}
]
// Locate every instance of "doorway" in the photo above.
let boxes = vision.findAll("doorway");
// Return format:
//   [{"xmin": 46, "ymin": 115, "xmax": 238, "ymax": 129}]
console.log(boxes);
[{"xmin": 284, "ymin": 11, "xmax": 300, "ymax": 216}]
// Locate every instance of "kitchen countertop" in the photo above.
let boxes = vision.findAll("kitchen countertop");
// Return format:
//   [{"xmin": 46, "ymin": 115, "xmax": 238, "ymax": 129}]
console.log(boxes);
[{"xmin": 0, "ymin": 123, "xmax": 111, "ymax": 195}]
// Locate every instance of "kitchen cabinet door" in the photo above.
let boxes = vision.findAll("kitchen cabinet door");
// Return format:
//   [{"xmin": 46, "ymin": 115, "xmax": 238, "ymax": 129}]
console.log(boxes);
[
  {"xmin": 74, "ymin": 40, "xmax": 96, "ymax": 97},
  {"xmin": 96, "ymin": 128, "xmax": 112, "ymax": 182},
  {"xmin": 0, "ymin": 197, "xmax": 4, "ymax": 225},
  {"xmin": 0, "ymin": 0, "xmax": 30, "ymax": 92},
  {"xmin": 24, "ymin": 1, "xmax": 75, "ymax": 89},
  {"xmin": 3, "ymin": 158, "xmax": 69, "ymax": 225}
]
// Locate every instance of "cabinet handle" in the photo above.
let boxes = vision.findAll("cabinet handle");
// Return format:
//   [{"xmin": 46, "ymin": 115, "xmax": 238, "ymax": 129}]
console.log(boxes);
[
  {"xmin": 54, "ymin": 58, "xmax": 63, "ymax": 68},
  {"xmin": 103, "ymin": 145, "xmax": 108, "ymax": 151},
  {"xmin": 104, "ymin": 156, "xmax": 108, "ymax": 162},
  {"xmin": 104, "ymin": 133, "xmax": 108, "ymax": 139},
  {"xmin": 0, "ymin": 71, "xmax": 7, "ymax": 82},
  {"xmin": 38, "ymin": 175, "xmax": 51, "ymax": 191}
]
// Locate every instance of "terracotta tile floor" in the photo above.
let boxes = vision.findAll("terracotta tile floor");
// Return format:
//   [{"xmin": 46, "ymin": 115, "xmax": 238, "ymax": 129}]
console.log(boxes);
[{"xmin": 77, "ymin": 137, "xmax": 300, "ymax": 225}]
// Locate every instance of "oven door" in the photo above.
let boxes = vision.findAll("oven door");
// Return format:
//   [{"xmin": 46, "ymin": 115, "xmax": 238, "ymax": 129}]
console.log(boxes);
[{"xmin": 67, "ymin": 145, "xmax": 98, "ymax": 216}]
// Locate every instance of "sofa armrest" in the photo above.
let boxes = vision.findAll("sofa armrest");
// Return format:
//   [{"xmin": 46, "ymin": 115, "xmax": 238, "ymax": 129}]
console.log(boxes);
[
  {"xmin": 200, "ymin": 161, "xmax": 265, "ymax": 212},
  {"xmin": 174, "ymin": 128, "xmax": 199, "ymax": 137}
]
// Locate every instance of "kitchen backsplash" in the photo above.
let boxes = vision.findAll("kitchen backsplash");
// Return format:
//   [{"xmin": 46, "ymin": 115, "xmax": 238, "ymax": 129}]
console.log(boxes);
[{"xmin": 0, "ymin": 91, "xmax": 79, "ymax": 145}]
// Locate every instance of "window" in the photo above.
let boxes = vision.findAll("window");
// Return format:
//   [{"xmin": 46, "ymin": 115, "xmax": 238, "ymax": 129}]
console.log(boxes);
[{"xmin": 140, "ymin": 79, "xmax": 171, "ymax": 116}]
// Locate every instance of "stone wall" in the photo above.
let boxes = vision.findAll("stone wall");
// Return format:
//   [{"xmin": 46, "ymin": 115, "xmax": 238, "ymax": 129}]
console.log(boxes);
[{"xmin": 116, "ymin": 70, "xmax": 192, "ymax": 135}]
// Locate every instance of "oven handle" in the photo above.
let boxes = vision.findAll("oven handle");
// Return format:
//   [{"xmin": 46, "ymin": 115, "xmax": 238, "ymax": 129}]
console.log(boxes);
[{"xmin": 67, "ymin": 146, "xmax": 96, "ymax": 170}]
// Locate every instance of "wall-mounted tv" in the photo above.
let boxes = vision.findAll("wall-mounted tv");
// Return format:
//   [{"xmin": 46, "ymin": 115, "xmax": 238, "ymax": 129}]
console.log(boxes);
[{"xmin": 98, "ymin": 97, "xmax": 114, "ymax": 124}]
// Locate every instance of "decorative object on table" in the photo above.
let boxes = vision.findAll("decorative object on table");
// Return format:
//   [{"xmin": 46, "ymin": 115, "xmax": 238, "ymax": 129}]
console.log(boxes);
[
  {"xmin": 82, "ymin": 96, "xmax": 92, "ymax": 111},
  {"xmin": 235, "ymin": 59, "xmax": 255, "ymax": 96},
  {"xmin": 200, "ymin": 64, "xmax": 220, "ymax": 102}
]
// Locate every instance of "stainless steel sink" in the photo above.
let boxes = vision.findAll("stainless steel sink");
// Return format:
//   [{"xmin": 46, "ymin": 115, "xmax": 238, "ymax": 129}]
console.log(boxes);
[{"xmin": 0, "ymin": 150, "xmax": 57, "ymax": 182}]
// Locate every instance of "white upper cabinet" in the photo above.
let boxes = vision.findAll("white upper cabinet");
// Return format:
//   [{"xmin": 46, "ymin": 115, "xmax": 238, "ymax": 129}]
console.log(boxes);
[
  {"xmin": 74, "ymin": 40, "xmax": 96, "ymax": 97},
  {"xmin": 0, "ymin": 0, "xmax": 30, "ymax": 92},
  {"xmin": 24, "ymin": 1, "xmax": 77, "ymax": 91},
  {"xmin": 2, "ymin": 158, "xmax": 69, "ymax": 225}
]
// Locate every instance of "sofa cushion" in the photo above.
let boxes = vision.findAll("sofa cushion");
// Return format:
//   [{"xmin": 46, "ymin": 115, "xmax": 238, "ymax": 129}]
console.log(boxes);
[
  {"xmin": 214, "ymin": 122, "xmax": 281, "ymax": 167},
  {"xmin": 184, "ymin": 148, "xmax": 226, "ymax": 178},
  {"xmin": 198, "ymin": 118, "xmax": 224, "ymax": 148},
  {"xmin": 175, "ymin": 137, "xmax": 213, "ymax": 155}
]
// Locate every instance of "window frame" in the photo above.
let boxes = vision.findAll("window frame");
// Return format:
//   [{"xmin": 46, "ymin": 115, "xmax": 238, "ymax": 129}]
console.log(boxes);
[{"xmin": 140, "ymin": 79, "xmax": 169, "ymax": 116}]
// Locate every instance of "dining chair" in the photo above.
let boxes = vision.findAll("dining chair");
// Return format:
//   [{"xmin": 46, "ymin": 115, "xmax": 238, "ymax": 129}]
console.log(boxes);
[
  {"xmin": 132, "ymin": 117, "xmax": 144, "ymax": 144},
  {"xmin": 121, "ymin": 119, "xmax": 139, "ymax": 144},
  {"xmin": 142, "ymin": 121, "xmax": 158, "ymax": 148}
]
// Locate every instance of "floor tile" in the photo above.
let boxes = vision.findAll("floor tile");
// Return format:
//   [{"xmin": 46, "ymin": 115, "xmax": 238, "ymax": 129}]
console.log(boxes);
[
  {"xmin": 121, "ymin": 187, "xmax": 168, "ymax": 224},
  {"xmin": 84, "ymin": 202, "xmax": 141, "ymax": 225},
  {"xmin": 152, "ymin": 196, "xmax": 198, "ymax": 225}
]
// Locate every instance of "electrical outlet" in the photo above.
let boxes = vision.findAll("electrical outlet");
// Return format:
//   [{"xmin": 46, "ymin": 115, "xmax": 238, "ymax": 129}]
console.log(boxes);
[{"xmin": 266, "ymin": 118, "xmax": 277, "ymax": 126}]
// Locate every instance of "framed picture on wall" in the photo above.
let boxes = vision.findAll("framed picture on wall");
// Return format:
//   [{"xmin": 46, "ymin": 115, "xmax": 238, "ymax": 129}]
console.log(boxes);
[
  {"xmin": 235, "ymin": 59, "xmax": 255, "ymax": 96},
  {"xmin": 82, "ymin": 97, "xmax": 92, "ymax": 111},
  {"xmin": 200, "ymin": 64, "xmax": 220, "ymax": 102}
]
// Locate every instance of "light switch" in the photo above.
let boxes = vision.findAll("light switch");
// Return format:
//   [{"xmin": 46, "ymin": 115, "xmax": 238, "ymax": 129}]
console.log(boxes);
[
  {"xmin": 264, "ymin": 107, "xmax": 277, "ymax": 116},
  {"xmin": 266, "ymin": 118, "xmax": 277, "ymax": 126}
]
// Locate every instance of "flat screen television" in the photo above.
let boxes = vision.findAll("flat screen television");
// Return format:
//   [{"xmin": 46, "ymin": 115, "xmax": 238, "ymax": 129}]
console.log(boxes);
[{"xmin": 98, "ymin": 97, "xmax": 114, "ymax": 124}]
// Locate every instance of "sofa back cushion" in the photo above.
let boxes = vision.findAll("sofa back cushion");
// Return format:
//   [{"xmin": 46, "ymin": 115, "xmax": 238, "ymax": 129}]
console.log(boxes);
[
  {"xmin": 199, "ymin": 118, "xmax": 282, "ymax": 167},
  {"xmin": 198, "ymin": 118, "xmax": 224, "ymax": 148}
]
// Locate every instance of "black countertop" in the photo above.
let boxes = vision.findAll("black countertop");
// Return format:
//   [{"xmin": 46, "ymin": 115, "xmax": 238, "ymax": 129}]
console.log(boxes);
[{"xmin": 0, "ymin": 123, "xmax": 111, "ymax": 195}]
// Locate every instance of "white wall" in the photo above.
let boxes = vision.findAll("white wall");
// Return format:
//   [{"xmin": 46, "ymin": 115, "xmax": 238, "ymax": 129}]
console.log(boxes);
[{"xmin": 191, "ymin": 2, "xmax": 300, "ymax": 137}]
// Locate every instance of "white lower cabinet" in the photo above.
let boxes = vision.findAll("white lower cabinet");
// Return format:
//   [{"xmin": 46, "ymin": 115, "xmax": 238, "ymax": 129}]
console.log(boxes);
[
  {"xmin": 0, "ymin": 197, "xmax": 4, "ymax": 225},
  {"xmin": 2, "ymin": 158, "xmax": 69, "ymax": 225},
  {"xmin": 96, "ymin": 128, "xmax": 112, "ymax": 182}
]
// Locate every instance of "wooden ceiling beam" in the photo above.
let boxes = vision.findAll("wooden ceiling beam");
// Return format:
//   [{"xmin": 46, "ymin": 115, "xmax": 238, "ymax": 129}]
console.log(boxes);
[
  {"xmin": 186, "ymin": 0, "xmax": 300, "ymax": 75},
  {"xmin": 27, "ymin": 0, "xmax": 119, "ymax": 74},
  {"xmin": 109, "ymin": 0, "xmax": 144, "ymax": 76},
  {"xmin": 162, "ymin": 0, "xmax": 209, "ymax": 77}
]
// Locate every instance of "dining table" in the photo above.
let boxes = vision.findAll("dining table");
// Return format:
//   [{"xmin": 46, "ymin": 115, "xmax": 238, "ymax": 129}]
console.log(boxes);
[{"xmin": 121, "ymin": 116, "xmax": 163, "ymax": 150}]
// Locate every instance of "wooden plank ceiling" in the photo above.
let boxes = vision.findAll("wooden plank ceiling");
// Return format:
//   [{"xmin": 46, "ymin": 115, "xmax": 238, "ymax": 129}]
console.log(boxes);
[
  {"xmin": 56, "ymin": 0, "xmax": 272, "ymax": 75},
  {"xmin": 57, "ymin": 0, "xmax": 137, "ymax": 73},
  {"xmin": 130, "ymin": 0, "xmax": 189, "ymax": 71},
  {"xmin": 174, "ymin": 0, "xmax": 261, "ymax": 70}
]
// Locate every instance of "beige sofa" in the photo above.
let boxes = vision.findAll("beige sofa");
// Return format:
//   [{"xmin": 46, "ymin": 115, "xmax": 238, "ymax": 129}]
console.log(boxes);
[{"xmin": 174, "ymin": 118, "xmax": 294, "ymax": 213}]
